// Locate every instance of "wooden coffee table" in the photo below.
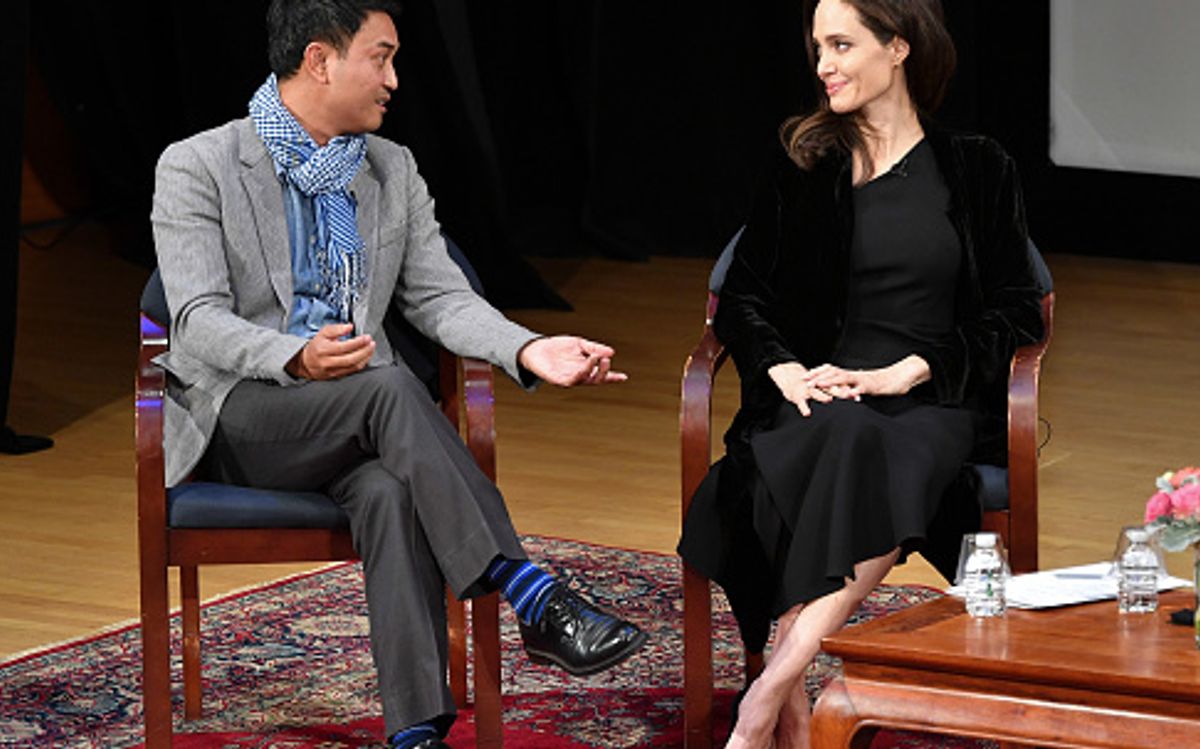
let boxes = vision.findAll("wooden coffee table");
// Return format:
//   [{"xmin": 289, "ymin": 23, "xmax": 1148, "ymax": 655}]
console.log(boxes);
[{"xmin": 811, "ymin": 589, "xmax": 1200, "ymax": 748}]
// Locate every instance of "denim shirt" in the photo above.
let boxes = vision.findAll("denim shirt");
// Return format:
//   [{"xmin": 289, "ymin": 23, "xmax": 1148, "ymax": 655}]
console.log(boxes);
[{"xmin": 276, "ymin": 163, "xmax": 345, "ymax": 338}]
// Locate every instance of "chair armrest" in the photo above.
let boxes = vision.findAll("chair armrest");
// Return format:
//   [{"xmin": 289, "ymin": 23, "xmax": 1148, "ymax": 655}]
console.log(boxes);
[
  {"xmin": 438, "ymin": 348, "xmax": 497, "ymax": 483},
  {"xmin": 137, "ymin": 314, "xmax": 170, "ymax": 578},
  {"xmin": 137, "ymin": 314, "xmax": 169, "ymax": 513},
  {"xmin": 681, "ymin": 320, "xmax": 727, "ymax": 518},
  {"xmin": 435, "ymin": 349, "xmax": 497, "ymax": 716},
  {"xmin": 1006, "ymin": 292, "xmax": 1054, "ymax": 573}
]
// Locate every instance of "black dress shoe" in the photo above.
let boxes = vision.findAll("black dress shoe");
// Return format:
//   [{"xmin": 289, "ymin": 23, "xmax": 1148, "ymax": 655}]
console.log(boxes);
[{"xmin": 519, "ymin": 585, "xmax": 648, "ymax": 676}]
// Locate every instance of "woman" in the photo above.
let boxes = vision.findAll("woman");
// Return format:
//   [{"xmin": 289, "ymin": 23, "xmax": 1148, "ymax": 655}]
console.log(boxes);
[{"xmin": 676, "ymin": 0, "xmax": 1045, "ymax": 747}]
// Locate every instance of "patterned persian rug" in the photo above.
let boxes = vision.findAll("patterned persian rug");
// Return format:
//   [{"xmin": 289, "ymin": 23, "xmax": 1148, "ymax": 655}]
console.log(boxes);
[{"xmin": 0, "ymin": 535, "xmax": 991, "ymax": 748}]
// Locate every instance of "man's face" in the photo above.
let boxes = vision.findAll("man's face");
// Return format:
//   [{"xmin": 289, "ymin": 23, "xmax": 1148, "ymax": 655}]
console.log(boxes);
[{"xmin": 324, "ymin": 11, "xmax": 399, "ymax": 135}]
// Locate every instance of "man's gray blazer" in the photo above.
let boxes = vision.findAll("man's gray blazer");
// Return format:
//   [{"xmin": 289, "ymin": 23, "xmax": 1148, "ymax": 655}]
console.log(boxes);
[{"xmin": 151, "ymin": 117, "xmax": 537, "ymax": 487}]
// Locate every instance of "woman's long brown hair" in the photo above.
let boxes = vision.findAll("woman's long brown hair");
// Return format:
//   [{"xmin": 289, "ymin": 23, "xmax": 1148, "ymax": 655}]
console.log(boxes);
[{"xmin": 781, "ymin": 0, "xmax": 956, "ymax": 181}]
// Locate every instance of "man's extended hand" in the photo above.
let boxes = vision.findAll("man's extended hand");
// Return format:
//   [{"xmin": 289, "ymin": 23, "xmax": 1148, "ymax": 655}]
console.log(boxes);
[
  {"xmin": 286, "ymin": 323, "xmax": 376, "ymax": 381},
  {"xmin": 518, "ymin": 336, "xmax": 628, "ymax": 386}
]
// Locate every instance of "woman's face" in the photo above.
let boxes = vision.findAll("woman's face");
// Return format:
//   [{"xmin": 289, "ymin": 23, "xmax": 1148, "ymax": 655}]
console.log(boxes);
[{"xmin": 811, "ymin": 0, "xmax": 909, "ymax": 115}]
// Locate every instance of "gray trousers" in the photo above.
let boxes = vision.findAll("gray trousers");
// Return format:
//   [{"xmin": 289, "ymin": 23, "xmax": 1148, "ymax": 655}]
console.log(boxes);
[{"xmin": 200, "ymin": 363, "xmax": 526, "ymax": 736}]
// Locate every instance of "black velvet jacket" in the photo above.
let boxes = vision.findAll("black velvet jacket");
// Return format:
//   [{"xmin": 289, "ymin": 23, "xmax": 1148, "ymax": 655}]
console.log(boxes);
[
  {"xmin": 716, "ymin": 125, "xmax": 1045, "ymax": 469},
  {"xmin": 684, "ymin": 126, "xmax": 1048, "ymax": 641}
]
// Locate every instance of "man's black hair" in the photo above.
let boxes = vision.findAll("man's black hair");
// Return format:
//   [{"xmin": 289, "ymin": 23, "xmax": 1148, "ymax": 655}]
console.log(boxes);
[{"xmin": 267, "ymin": 0, "xmax": 403, "ymax": 78}]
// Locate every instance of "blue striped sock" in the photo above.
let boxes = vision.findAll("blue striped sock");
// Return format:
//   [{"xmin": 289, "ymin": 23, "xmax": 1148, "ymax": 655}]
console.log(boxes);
[
  {"xmin": 485, "ymin": 557, "xmax": 559, "ymax": 626},
  {"xmin": 389, "ymin": 721, "xmax": 437, "ymax": 749}
]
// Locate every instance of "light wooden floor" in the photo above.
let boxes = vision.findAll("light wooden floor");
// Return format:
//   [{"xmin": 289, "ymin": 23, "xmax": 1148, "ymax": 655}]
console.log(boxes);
[{"xmin": 3, "ymin": 222, "xmax": 1199, "ymax": 658}]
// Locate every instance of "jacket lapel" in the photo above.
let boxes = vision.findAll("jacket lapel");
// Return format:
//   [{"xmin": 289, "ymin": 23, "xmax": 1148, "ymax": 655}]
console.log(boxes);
[{"xmin": 238, "ymin": 119, "xmax": 293, "ymax": 313}]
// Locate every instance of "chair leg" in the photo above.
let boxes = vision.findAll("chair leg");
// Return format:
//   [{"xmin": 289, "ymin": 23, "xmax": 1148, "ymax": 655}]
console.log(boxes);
[
  {"xmin": 140, "ymin": 554, "xmax": 173, "ymax": 748},
  {"xmin": 181, "ymin": 565, "xmax": 202, "ymax": 721},
  {"xmin": 683, "ymin": 562, "xmax": 714, "ymax": 749},
  {"xmin": 472, "ymin": 592, "xmax": 502, "ymax": 749},
  {"xmin": 447, "ymin": 587, "xmax": 468, "ymax": 709}
]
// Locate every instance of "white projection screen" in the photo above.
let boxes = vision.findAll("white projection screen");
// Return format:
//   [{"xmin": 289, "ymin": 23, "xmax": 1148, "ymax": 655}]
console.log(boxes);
[{"xmin": 1050, "ymin": 0, "xmax": 1200, "ymax": 178}]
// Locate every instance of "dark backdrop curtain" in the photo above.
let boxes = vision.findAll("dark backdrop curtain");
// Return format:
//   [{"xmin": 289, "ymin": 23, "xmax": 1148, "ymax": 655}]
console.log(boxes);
[
  {"xmin": 28, "ymin": 0, "xmax": 570, "ymax": 308},
  {"xmin": 23, "ymin": 1, "xmax": 1200, "ymax": 317},
  {"xmin": 466, "ymin": 2, "xmax": 812, "ymax": 260},
  {"xmin": 2, "ymin": 0, "xmax": 31, "ymax": 429},
  {"xmin": 24, "ymin": 1, "xmax": 823, "ymax": 306}
]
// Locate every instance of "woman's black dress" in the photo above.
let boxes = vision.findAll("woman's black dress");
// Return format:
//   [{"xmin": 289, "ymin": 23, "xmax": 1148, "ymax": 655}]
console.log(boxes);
[{"xmin": 679, "ymin": 140, "xmax": 976, "ymax": 647}]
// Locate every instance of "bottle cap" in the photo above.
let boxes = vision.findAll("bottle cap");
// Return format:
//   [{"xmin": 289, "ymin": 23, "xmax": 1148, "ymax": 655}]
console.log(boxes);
[
  {"xmin": 976, "ymin": 532, "xmax": 997, "ymax": 548},
  {"xmin": 1125, "ymin": 527, "xmax": 1150, "ymax": 543}
]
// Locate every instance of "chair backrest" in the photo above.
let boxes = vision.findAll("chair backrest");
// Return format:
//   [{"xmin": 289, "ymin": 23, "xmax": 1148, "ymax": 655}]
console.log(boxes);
[
  {"xmin": 707, "ymin": 226, "xmax": 744, "ymax": 294},
  {"xmin": 142, "ymin": 232, "xmax": 485, "ymax": 400},
  {"xmin": 707, "ymin": 226, "xmax": 1053, "ymax": 298},
  {"xmin": 139, "ymin": 268, "xmax": 171, "ymax": 328},
  {"xmin": 1028, "ymin": 239, "xmax": 1053, "ymax": 294},
  {"xmin": 694, "ymin": 226, "xmax": 1053, "ymax": 567}
]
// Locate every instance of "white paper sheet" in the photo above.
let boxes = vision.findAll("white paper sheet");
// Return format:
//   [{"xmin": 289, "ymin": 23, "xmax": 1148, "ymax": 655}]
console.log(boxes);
[{"xmin": 947, "ymin": 561, "xmax": 1193, "ymax": 610}]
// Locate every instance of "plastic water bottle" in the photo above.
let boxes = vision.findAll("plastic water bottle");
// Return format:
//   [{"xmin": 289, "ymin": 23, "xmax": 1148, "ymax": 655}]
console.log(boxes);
[
  {"xmin": 1117, "ymin": 527, "xmax": 1159, "ymax": 614},
  {"xmin": 963, "ymin": 533, "xmax": 1007, "ymax": 617}
]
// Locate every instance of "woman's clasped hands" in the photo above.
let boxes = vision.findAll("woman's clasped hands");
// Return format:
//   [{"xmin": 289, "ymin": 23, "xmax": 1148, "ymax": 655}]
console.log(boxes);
[{"xmin": 768, "ymin": 354, "xmax": 931, "ymax": 416}]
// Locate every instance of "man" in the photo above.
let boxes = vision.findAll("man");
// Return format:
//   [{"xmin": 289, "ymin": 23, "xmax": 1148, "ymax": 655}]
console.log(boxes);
[{"xmin": 150, "ymin": 2, "xmax": 646, "ymax": 746}]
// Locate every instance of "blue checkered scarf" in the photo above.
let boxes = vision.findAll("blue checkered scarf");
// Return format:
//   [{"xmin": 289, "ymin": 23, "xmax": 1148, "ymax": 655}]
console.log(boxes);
[{"xmin": 249, "ymin": 74, "xmax": 367, "ymax": 323}]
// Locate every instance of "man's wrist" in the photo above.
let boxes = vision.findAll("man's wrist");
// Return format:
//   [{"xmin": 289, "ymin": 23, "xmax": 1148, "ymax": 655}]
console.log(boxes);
[{"xmin": 286, "ymin": 347, "xmax": 309, "ymax": 379}]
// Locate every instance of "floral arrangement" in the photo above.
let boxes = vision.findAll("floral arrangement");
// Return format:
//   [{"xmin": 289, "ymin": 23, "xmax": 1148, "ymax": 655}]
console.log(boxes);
[{"xmin": 1144, "ymin": 466, "xmax": 1200, "ymax": 551}]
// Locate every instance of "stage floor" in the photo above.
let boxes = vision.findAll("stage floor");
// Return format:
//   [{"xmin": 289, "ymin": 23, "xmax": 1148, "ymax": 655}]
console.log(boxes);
[{"xmin": 3, "ymin": 222, "xmax": 1199, "ymax": 657}]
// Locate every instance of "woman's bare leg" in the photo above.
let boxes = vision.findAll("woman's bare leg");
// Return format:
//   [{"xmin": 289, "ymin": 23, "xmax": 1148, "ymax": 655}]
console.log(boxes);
[
  {"xmin": 769, "ymin": 607, "xmax": 807, "ymax": 749},
  {"xmin": 725, "ymin": 548, "xmax": 900, "ymax": 749}
]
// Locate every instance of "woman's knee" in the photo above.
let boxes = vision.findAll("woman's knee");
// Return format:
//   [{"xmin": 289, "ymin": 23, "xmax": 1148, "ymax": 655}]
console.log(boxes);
[{"xmin": 846, "ymin": 549, "xmax": 900, "ymax": 596}]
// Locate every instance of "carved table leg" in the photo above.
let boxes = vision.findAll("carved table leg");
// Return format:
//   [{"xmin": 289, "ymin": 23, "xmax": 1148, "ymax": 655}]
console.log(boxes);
[
  {"xmin": 810, "ymin": 680, "xmax": 880, "ymax": 749},
  {"xmin": 812, "ymin": 677, "xmax": 1200, "ymax": 749}
]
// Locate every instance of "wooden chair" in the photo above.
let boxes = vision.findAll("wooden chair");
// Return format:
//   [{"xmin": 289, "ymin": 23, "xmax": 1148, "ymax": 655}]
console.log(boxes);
[
  {"xmin": 678, "ymin": 237, "xmax": 1055, "ymax": 748},
  {"xmin": 136, "ymin": 267, "xmax": 504, "ymax": 748}
]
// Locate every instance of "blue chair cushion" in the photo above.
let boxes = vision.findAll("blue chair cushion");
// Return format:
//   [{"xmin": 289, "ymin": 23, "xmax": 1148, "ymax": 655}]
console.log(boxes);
[{"xmin": 167, "ymin": 483, "xmax": 349, "ymax": 529}]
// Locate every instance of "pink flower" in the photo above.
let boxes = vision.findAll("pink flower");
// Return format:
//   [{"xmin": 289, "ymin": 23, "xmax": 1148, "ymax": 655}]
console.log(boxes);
[
  {"xmin": 1171, "ymin": 467, "xmax": 1200, "ymax": 489},
  {"xmin": 1145, "ymin": 490, "xmax": 1174, "ymax": 523},
  {"xmin": 1170, "ymin": 482, "xmax": 1200, "ymax": 519}
]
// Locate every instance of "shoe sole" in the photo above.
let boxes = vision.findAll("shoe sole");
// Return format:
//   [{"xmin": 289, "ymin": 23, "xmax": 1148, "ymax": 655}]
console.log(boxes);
[{"xmin": 525, "ymin": 629, "xmax": 649, "ymax": 677}]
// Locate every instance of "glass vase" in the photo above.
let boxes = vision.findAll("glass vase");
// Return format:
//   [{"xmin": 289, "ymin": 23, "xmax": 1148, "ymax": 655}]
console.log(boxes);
[{"xmin": 1194, "ymin": 543, "xmax": 1200, "ymax": 649}]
